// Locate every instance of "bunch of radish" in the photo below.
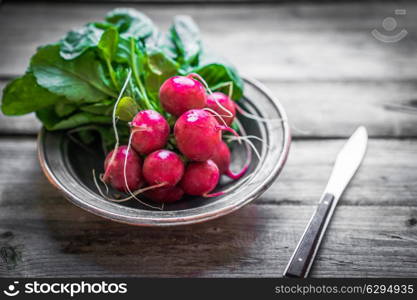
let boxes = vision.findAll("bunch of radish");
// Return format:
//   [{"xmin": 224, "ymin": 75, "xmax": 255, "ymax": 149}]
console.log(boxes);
[{"xmin": 99, "ymin": 74, "xmax": 250, "ymax": 207}]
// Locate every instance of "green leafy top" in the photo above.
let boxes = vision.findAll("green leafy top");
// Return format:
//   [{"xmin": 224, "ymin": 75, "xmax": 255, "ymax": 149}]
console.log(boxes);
[
  {"xmin": 32, "ymin": 44, "xmax": 116, "ymax": 102},
  {"xmin": 105, "ymin": 8, "xmax": 155, "ymax": 39},
  {"xmin": 60, "ymin": 23, "xmax": 104, "ymax": 60},
  {"xmin": 1, "ymin": 8, "xmax": 244, "ymax": 148},
  {"xmin": 169, "ymin": 15, "xmax": 202, "ymax": 67},
  {"xmin": 1, "ymin": 72, "xmax": 62, "ymax": 115}
]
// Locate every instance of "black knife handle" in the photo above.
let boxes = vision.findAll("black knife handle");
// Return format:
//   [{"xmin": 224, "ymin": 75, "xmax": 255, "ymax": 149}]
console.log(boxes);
[{"xmin": 283, "ymin": 193, "xmax": 335, "ymax": 278}]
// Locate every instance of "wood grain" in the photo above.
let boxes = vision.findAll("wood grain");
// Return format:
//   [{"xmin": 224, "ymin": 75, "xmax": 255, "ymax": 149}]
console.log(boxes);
[
  {"xmin": 0, "ymin": 137, "xmax": 416, "ymax": 278},
  {"xmin": 265, "ymin": 138, "xmax": 417, "ymax": 207},
  {"xmin": 2, "ymin": 79, "xmax": 417, "ymax": 137},
  {"xmin": 0, "ymin": 2, "xmax": 416, "ymax": 80},
  {"xmin": 0, "ymin": 180, "xmax": 416, "ymax": 277},
  {"xmin": 1, "ymin": 137, "xmax": 416, "ymax": 208},
  {"xmin": 1, "ymin": 2, "xmax": 417, "ymax": 138},
  {"xmin": 0, "ymin": 1, "xmax": 416, "ymax": 278}
]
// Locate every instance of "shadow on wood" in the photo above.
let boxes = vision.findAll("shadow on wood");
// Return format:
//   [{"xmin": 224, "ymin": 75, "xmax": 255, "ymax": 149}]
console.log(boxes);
[{"xmin": 40, "ymin": 197, "xmax": 267, "ymax": 277}]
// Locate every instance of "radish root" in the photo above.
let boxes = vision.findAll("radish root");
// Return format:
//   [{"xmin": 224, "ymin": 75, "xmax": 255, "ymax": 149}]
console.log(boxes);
[
  {"xmin": 202, "ymin": 117, "xmax": 255, "ymax": 197},
  {"xmin": 187, "ymin": 73, "xmax": 213, "ymax": 96},
  {"xmin": 189, "ymin": 73, "xmax": 234, "ymax": 121},
  {"xmin": 203, "ymin": 107, "xmax": 229, "ymax": 127},
  {"xmin": 203, "ymin": 173, "xmax": 254, "ymax": 198},
  {"xmin": 212, "ymin": 81, "xmax": 233, "ymax": 100},
  {"xmin": 93, "ymin": 169, "xmax": 166, "ymax": 209},
  {"xmin": 102, "ymin": 69, "xmax": 132, "ymax": 182},
  {"xmin": 92, "ymin": 69, "xmax": 166, "ymax": 210},
  {"xmin": 236, "ymin": 103, "xmax": 310, "ymax": 134},
  {"xmin": 122, "ymin": 129, "xmax": 165, "ymax": 210}
]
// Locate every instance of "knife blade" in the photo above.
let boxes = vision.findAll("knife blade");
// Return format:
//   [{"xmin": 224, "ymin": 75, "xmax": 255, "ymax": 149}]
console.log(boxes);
[{"xmin": 283, "ymin": 126, "xmax": 368, "ymax": 278}]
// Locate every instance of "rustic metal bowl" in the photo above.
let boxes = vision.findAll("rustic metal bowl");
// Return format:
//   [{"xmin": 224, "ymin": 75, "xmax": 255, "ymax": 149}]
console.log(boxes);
[{"xmin": 38, "ymin": 77, "xmax": 291, "ymax": 226}]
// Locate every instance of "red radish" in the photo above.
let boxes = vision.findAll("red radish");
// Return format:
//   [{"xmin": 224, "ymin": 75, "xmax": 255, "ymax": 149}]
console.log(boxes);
[
  {"xmin": 131, "ymin": 110, "xmax": 170, "ymax": 155},
  {"xmin": 210, "ymin": 141, "xmax": 230, "ymax": 174},
  {"xmin": 103, "ymin": 145, "xmax": 142, "ymax": 192},
  {"xmin": 159, "ymin": 75, "xmax": 207, "ymax": 117},
  {"xmin": 210, "ymin": 141, "xmax": 249, "ymax": 180},
  {"xmin": 174, "ymin": 109, "xmax": 238, "ymax": 161},
  {"xmin": 206, "ymin": 92, "xmax": 236, "ymax": 126},
  {"xmin": 180, "ymin": 160, "xmax": 220, "ymax": 196},
  {"xmin": 143, "ymin": 150, "xmax": 185, "ymax": 187},
  {"xmin": 145, "ymin": 186, "xmax": 184, "ymax": 203}
]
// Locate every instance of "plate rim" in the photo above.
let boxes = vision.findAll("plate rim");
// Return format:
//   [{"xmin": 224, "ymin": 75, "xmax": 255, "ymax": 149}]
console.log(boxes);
[{"xmin": 37, "ymin": 77, "xmax": 292, "ymax": 226}]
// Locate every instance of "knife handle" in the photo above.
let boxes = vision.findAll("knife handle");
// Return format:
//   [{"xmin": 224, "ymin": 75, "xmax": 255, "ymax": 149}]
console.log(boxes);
[{"xmin": 283, "ymin": 193, "xmax": 335, "ymax": 278}]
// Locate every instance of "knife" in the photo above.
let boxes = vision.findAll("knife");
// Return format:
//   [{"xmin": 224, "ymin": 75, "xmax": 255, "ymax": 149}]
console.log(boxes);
[{"xmin": 283, "ymin": 126, "xmax": 368, "ymax": 278}]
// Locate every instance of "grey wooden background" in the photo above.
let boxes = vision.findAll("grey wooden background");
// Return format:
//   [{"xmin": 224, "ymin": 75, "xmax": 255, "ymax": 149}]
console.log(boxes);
[{"xmin": 0, "ymin": 1, "xmax": 417, "ymax": 277}]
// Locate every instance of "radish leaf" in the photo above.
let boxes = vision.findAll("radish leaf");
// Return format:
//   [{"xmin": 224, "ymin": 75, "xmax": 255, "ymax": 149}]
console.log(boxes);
[
  {"xmin": 31, "ymin": 44, "xmax": 117, "ymax": 102},
  {"xmin": 1, "ymin": 72, "xmax": 62, "ymax": 115},
  {"xmin": 37, "ymin": 106, "xmax": 112, "ymax": 130},
  {"xmin": 168, "ymin": 15, "xmax": 201, "ymax": 66},
  {"xmin": 105, "ymin": 8, "xmax": 155, "ymax": 39},
  {"xmin": 60, "ymin": 23, "xmax": 104, "ymax": 60}
]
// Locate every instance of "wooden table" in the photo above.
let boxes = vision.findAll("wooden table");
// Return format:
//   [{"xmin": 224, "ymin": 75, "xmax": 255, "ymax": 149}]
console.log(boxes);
[{"xmin": 1, "ymin": 1, "xmax": 417, "ymax": 277}]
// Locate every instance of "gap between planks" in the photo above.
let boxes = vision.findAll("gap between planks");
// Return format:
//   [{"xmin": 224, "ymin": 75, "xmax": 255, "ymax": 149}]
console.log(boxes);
[
  {"xmin": 2, "ymin": 78, "xmax": 417, "ymax": 138},
  {"xmin": 0, "ymin": 203, "xmax": 416, "ymax": 277},
  {"xmin": 0, "ymin": 136, "xmax": 416, "ymax": 207},
  {"xmin": 1, "ymin": 2, "xmax": 417, "ymax": 80}
]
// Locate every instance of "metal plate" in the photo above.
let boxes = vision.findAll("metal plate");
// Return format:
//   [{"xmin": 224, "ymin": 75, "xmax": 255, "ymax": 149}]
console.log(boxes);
[{"xmin": 38, "ymin": 77, "xmax": 291, "ymax": 226}]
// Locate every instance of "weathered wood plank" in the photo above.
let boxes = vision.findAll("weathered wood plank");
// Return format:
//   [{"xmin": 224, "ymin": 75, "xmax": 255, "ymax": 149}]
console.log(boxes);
[
  {"xmin": 0, "ymin": 3, "xmax": 416, "ymax": 80},
  {"xmin": 0, "ymin": 200, "xmax": 416, "ymax": 277},
  {"xmin": 0, "ymin": 137, "xmax": 416, "ymax": 277},
  {"xmin": 0, "ymin": 1, "xmax": 416, "ymax": 278},
  {"xmin": 0, "ymin": 115, "xmax": 40, "ymax": 136},
  {"xmin": 265, "ymin": 138, "xmax": 417, "ymax": 207},
  {"xmin": 0, "ymin": 137, "xmax": 416, "ymax": 208},
  {"xmin": 2, "ymin": 79, "xmax": 417, "ymax": 138},
  {"xmin": 273, "ymin": 80, "xmax": 417, "ymax": 138}
]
